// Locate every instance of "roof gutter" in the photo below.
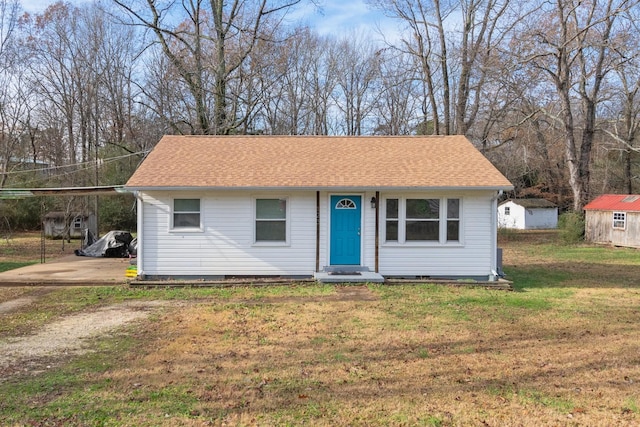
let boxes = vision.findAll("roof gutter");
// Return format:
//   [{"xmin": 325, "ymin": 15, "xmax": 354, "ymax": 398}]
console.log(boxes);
[
  {"xmin": 124, "ymin": 185, "xmax": 515, "ymax": 192},
  {"xmin": 0, "ymin": 185, "xmax": 126, "ymax": 199}
]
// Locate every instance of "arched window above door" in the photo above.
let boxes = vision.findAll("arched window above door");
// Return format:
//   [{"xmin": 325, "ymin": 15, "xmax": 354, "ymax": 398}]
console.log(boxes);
[{"xmin": 335, "ymin": 198, "xmax": 356, "ymax": 209}]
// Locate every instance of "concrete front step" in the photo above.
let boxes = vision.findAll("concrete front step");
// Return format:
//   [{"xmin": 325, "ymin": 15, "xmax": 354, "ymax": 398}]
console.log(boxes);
[{"xmin": 314, "ymin": 266, "xmax": 384, "ymax": 283}]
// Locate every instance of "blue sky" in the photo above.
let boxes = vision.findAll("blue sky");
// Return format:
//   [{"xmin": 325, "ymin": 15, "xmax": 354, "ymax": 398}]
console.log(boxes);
[
  {"xmin": 20, "ymin": 0, "xmax": 399, "ymax": 41},
  {"xmin": 289, "ymin": 0, "xmax": 399, "ymax": 41}
]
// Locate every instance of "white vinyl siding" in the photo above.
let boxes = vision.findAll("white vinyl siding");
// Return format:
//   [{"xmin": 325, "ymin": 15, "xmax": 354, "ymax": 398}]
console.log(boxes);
[
  {"xmin": 379, "ymin": 193, "xmax": 493, "ymax": 277},
  {"xmin": 136, "ymin": 190, "xmax": 497, "ymax": 279},
  {"xmin": 139, "ymin": 191, "xmax": 316, "ymax": 276}
]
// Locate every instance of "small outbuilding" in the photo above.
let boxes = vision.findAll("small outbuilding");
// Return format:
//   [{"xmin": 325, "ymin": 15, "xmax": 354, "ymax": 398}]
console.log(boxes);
[
  {"xmin": 43, "ymin": 211, "xmax": 97, "ymax": 239},
  {"xmin": 497, "ymin": 199, "xmax": 558, "ymax": 230},
  {"xmin": 584, "ymin": 194, "xmax": 640, "ymax": 248}
]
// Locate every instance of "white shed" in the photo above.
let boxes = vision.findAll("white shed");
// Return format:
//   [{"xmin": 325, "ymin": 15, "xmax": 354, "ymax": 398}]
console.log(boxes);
[
  {"xmin": 125, "ymin": 135, "xmax": 513, "ymax": 282},
  {"xmin": 498, "ymin": 199, "xmax": 558, "ymax": 230}
]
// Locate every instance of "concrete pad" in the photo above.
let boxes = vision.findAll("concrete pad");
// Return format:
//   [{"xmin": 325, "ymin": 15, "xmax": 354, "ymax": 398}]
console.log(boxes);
[
  {"xmin": 0, "ymin": 255, "xmax": 131, "ymax": 286},
  {"xmin": 314, "ymin": 271, "xmax": 385, "ymax": 283}
]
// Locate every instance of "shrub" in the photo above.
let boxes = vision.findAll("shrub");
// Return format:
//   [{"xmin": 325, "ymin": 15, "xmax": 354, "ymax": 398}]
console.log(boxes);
[
  {"xmin": 0, "ymin": 198, "xmax": 43, "ymax": 232},
  {"xmin": 98, "ymin": 194, "xmax": 137, "ymax": 232},
  {"xmin": 497, "ymin": 226, "xmax": 518, "ymax": 241},
  {"xmin": 558, "ymin": 211, "xmax": 585, "ymax": 244}
]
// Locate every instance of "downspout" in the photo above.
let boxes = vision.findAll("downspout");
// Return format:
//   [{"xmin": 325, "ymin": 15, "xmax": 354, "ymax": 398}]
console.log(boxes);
[
  {"xmin": 135, "ymin": 191, "xmax": 144, "ymax": 279},
  {"xmin": 490, "ymin": 190, "xmax": 503, "ymax": 281},
  {"xmin": 315, "ymin": 191, "xmax": 320, "ymax": 273}
]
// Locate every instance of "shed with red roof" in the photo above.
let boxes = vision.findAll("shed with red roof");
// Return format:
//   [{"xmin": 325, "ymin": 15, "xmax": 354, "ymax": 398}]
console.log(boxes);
[{"xmin": 584, "ymin": 194, "xmax": 640, "ymax": 248}]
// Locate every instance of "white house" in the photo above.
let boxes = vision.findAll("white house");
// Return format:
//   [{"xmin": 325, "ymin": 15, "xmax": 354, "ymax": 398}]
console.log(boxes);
[
  {"xmin": 125, "ymin": 135, "xmax": 513, "ymax": 282},
  {"xmin": 497, "ymin": 199, "xmax": 558, "ymax": 230}
]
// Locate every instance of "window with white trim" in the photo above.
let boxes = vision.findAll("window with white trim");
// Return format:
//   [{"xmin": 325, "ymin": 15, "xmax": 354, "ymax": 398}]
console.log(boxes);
[
  {"xmin": 447, "ymin": 198, "xmax": 460, "ymax": 242},
  {"xmin": 613, "ymin": 212, "xmax": 626, "ymax": 229},
  {"xmin": 73, "ymin": 217, "xmax": 83, "ymax": 229},
  {"xmin": 384, "ymin": 197, "xmax": 461, "ymax": 244},
  {"xmin": 385, "ymin": 199, "xmax": 399, "ymax": 241},
  {"xmin": 504, "ymin": 206, "xmax": 510, "ymax": 215},
  {"xmin": 256, "ymin": 198, "xmax": 287, "ymax": 242},
  {"xmin": 173, "ymin": 199, "xmax": 200, "ymax": 229},
  {"xmin": 406, "ymin": 198, "xmax": 440, "ymax": 241}
]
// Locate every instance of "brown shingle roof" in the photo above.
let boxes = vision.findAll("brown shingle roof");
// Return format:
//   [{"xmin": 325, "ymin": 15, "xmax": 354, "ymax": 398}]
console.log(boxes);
[{"xmin": 125, "ymin": 135, "xmax": 513, "ymax": 190}]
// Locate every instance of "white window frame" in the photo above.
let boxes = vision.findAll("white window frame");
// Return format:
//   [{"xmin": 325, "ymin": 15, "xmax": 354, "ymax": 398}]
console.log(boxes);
[
  {"xmin": 504, "ymin": 206, "xmax": 510, "ymax": 216},
  {"xmin": 382, "ymin": 196, "xmax": 463, "ymax": 246},
  {"xmin": 253, "ymin": 197, "xmax": 290, "ymax": 246},
  {"xmin": 170, "ymin": 198, "xmax": 203, "ymax": 232},
  {"xmin": 72, "ymin": 216, "xmax": 83, "ymax": 229},
  {"xmin": 446, "ymin": 198, "xmax": 461, "ymax": 243},
  {"xmin": 612, "ymin": 211, "xmax": 626, "ymax": 230}
]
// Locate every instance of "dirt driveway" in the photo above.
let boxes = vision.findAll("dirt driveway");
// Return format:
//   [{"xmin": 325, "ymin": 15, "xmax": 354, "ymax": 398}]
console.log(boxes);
[{"xmin": 0, "ymin": 296, "xmax": 168, "ymax": 381}]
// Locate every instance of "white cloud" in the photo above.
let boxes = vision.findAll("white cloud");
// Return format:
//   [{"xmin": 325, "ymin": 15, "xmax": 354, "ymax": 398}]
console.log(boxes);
[
  {"xmin": 20, "ymin": 0, "xmax": 50, "ymax": 14},
  {"xmin": 289, "ymin": 0, "xmax": 401, "ymax": 43},
  {"xmin": 20, "ymin": 0, "xmax": 92, "ymax": 14}
]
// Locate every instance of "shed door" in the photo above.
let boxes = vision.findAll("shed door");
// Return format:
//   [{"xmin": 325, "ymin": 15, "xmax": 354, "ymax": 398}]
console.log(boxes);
[{"xmin": 330, "ymin": 195, "xmax": 361, "ymax": 265}]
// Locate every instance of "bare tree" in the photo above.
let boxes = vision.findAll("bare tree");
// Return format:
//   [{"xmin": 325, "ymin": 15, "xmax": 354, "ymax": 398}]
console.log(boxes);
[
  {"xmin": 0, "ymin": 0, "xmax": 31, "ymax": 188},
  {"xmin": 0, "ymin": 0, "xmax": 18, "ymax": 71},
  {"xmin": 253, "ymin": 27, "xmax": 337, "ymax": 135},
  {"xmin": 600, "ymin": 9, "xmax": 640, "ymax": 194},
  {"xmin": 372, "ymin": 51, "xmax": 422, "ymax": 135},
  {"xmin": 371, "ymin": 0, "xmax": 513, "ymax": 135},
  {"xmin": 514, "ymin": 0, "xmax": 638, "ymax": 211},
  {"xmin": 333, "ymin": 34, "xmax": 382, "ymax": 135},
  {"xmin": 114, "ymin": 0, "xmax": 303, "ymax": 135}
]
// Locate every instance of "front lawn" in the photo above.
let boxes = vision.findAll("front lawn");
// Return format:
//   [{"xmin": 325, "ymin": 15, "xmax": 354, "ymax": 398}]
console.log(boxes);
[{"xmin": 0, "ymin": 231, "xmax": 638, "ymax": 426}]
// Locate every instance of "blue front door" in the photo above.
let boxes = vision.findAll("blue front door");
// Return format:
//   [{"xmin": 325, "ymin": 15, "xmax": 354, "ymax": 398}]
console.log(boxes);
[{"xmin": 330, "ymin": 195, "xmax": 361, "ymax": 265}]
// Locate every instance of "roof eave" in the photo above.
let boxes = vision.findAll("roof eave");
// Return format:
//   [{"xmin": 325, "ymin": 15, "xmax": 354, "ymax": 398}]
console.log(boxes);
[{"xmin": 125, "ymin": 185, "xmax": 514, "ymax": 192}]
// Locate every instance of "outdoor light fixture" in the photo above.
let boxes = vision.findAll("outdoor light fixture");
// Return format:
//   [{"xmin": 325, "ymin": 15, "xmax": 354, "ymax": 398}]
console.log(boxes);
[{"xmin": 370, "ymin": 196, "xmax": 377, "ymax": 209}]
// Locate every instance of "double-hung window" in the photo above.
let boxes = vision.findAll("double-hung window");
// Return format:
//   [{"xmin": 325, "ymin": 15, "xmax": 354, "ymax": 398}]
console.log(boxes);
[
  {"xmin": 384, "ymin": 197, "xmax": 461, "ymax": 244},
  {"xmin": 613, "ymin": 212, "xmax": 626, "ymax": 229},
  {"xmin": 173, "ymin": 198, "xmax": 201, "ymax": 229},
  {"xmin": 385, "ymin": 199, "xmax": 399, "ymax": 241},
  {"xmin": 255, "ymin": 198, "xmax": 287, "ymax": 242},
  {"xmin": 406, "ymin": 198, "xmax": 440, "ymax": 241},
  {"xmin": 447, "ymin": 199, "xmax": 460, "ymax": 242}
]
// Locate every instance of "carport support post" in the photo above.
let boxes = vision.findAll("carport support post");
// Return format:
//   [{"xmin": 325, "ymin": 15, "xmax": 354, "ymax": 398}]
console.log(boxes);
[
  {"xmin": 40, "ymin": 199, "xmax": 46, "ymax": 263},
  {"xmin": 375, "ymin": 190, "xmax": 379, "ymax": 273}
]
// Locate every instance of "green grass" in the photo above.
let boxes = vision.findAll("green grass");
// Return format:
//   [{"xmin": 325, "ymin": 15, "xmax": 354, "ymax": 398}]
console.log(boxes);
[
  {"xmin": 516, "ymin": 388, "xmax": 575, "ymax": 412},
  {"xmin": 533, "ymin": 244, "xmax": 640, "ymax": 264},
  {"xmin": 0, "ymin": 333, "xmax": 135, "ymax": 425},
  {"xmin": 1, "ymin": 233, "xmax": 639, "ymax": 425},
  {"xmin": 0, "ymin": 261, "xmax": 35, "ymax": 272},
  {"xmin": 506, "ymin": 267, "xmax": 573, "ymax": 291},
  {"xmin": 623, "ymin": 397, "xmax": 639, "ymax": 414}
]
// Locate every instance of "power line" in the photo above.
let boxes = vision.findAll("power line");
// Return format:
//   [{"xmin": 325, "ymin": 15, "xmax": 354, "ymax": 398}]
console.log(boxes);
[{"xmin": 1, "ymin": 150, "xmax": 149, "ymax": 176}]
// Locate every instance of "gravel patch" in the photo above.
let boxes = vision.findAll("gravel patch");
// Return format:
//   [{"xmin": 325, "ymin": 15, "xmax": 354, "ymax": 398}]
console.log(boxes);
[
  {"xmin": 0, "ymin": 300, "xmax": 167, "ymax": 379},
  {"xmin": 0, "ymin": 297, "xmax": 34, "ymax": 314}
]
